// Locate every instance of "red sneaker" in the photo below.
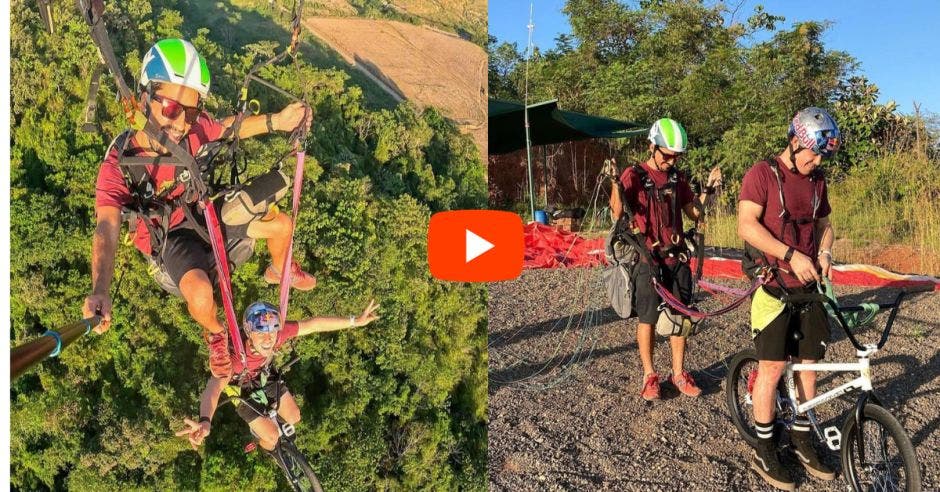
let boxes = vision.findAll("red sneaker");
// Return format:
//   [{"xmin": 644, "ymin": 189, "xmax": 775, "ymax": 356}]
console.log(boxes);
[
  {"xmin": 204, "ymin": 330, "xmax": 232, "ymax": 378},
  {"xmin": 264, "ymin": 261, "xmax": 316, "ymax": 290},
  {"xmin": 641, "ymin": 373, "xmax": 661, "ymax": 401},
  {"xmin": 671, "ymin": 370, "xmax": 702, "ymax": 397}
]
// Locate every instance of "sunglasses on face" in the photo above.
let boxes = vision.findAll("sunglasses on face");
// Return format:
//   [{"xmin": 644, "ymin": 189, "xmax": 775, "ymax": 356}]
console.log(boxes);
[
  {"xmin": 150, "ymin": 94, "xmax": 201, "ymax": 124},
  {"xmin": 655, "ymin": 147, "xmax": 682, "ymax": 162}
]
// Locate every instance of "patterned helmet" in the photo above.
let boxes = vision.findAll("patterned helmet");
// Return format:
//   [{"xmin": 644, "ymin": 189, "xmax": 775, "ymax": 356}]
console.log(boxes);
[
  {"xmin": 139, "ymin": 38, "xmax": 211, "ymax": 97},
  {"xmin": 648, "ymin": 118, "xmax": 688, "ymax": 153},
  {"xmin": 243, "ymin": 301, "xmax": 281, "ymax": 335},
  {"xmin": 788, "ymin": 107, "xmax": 841, "ymax": 158}
]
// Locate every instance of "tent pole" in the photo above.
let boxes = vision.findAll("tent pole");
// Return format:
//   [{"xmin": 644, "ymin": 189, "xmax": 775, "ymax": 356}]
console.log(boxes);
[{"xmin": 523, "ymin": 2, "xmax": 536, "ymax": 221}]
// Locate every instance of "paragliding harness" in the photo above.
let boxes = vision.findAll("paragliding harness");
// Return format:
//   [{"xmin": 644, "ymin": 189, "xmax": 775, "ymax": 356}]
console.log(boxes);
[
  {"xmin": 107, "ymin": 130, "xmax": 290, "ymax": 296},
  {"xmin": 740, "ymin": 157, "xmax": 825, "ymax": 296},
  {"xmin": 605, "ymin": 164, "xmax": 703, "ymax": 337},
  {"xmin": 77, "ymin": 0, "xmax": 310, "ymax": 372}
]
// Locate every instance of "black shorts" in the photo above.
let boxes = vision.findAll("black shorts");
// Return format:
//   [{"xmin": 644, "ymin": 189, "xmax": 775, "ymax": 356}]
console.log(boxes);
[
  {"xmin": 631, "ymin": 260, "xmax": 693, "ymax": 325},
  {"xmin": 753, "ymin": 284, "xmax": 831, "ymax": 361},
  {"xmin": 160, "ymin": 202, "xmax": 251, "ymax": 287},
  {"xmin": 234, "ymin": 379, "xmax": 290, "ymax": 424}
]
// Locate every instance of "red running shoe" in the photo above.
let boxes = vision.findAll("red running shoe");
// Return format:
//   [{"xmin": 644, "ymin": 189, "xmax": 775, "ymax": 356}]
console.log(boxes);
[
  {"xmin": 264, "ymin": 261, "xmax": 316, "ymax": 290},
  {"xmin": 204, "ymin": 330, "xmax": 232, "ymax": 378},
  {"xmin": 641, "ymin": 373, "xmax": 661, "ymax": 401},
  {"xmin": 671, "ymin": 370, "xmax": 702, "ymax": 397}
]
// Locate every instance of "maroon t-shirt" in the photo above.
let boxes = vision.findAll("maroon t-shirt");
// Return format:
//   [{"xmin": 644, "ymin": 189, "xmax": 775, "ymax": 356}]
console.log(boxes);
[
  {"xmin": 619, "ymin": 162, "xmax": 695, "ymax": 258},
  {"xmin": 231, "ymin": 320, "xmax": 300, "ymax": 382},
  {"xmin": 94, "ymin": 113, "xmax": 224, "ymax": 255},
  {"xmin": 739, "ymin": 157, "xmax": 831, "ymax": 287}
]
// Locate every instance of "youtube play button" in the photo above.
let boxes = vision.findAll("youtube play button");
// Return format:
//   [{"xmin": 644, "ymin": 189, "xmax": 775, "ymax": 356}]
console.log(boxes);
[
  {"xmin": 465, "ymin": 229, "xmax": 493, "ymax": 262},
  {"xmin": 429, "ymin": 210, "xmax": 523, "ymax": 282}
]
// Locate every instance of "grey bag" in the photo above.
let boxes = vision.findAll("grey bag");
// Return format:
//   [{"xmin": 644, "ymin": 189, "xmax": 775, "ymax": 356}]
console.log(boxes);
[
  {"xmin": 220, "ymin": 168, "xmax": 290, "ymax": 226},
  {"xmin": 604, "ymin": 229, "xmax": 639, "ymax": 318},
  {"xmin": 655, "ymin": 310, "xmax": 699, "ymax": 337}
]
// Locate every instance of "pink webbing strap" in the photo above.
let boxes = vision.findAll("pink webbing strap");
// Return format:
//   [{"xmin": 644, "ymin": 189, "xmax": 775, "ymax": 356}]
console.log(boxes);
[
  {"xmin": 204, "ymin": 200, "xmax": 247, "ymax": 366},
  {"xmin": 653, "ymin": 276, "xmax": 765, "ymax": 319},
  {"xmin": 278, "ymin": 149, "xmax": 305, "ymax": 324}
]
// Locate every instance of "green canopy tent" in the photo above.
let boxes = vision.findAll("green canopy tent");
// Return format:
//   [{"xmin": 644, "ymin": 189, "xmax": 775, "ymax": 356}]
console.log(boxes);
[{"xmin": 488, "ymin": 99, "xmax": 646, "ymax": 218}]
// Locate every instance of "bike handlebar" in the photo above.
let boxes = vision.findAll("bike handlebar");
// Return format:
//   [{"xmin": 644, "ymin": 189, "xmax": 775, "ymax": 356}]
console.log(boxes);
[{"xmin": 781, "ymin": 284, "xmax": 934, "ymax": 353}]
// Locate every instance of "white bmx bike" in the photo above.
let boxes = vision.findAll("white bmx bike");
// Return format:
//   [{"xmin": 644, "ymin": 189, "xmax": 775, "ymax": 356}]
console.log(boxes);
[{"xmin": 725, "ymin": 286, "xmax": 931, "ymax": 491}]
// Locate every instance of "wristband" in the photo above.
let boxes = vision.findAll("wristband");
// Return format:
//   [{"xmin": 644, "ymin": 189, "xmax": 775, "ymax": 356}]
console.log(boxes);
[
  {"xmin": 818, "ymin": 249, "xmax": 832, "ymax": 259},
  {"xmin": 266, "ymin": 113, "xmax": 275, "ymax": 133},
  {"xmin": 199, "ymin": 416, "xmax": 211, "ymax": 425},
  {"xmin": 783, "ymin": 246, "xmax": 795, "ymax": 263},
  {"xmin": 349, "ymin": 315, "xmax": 356, "ymax": 327},
  {"xmin": 704, "ymin": 186, "xmax": 716, "ymax": 195}
]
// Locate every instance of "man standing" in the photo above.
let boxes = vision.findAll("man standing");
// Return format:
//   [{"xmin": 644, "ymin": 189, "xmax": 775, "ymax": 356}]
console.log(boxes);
[
  {"xmin": 738, "ymin": 107, "xmax": 841, "ymax": 490},
  {"xmin": 608, "ymin": 118, "xmax": 721, "ymax": 401},
  {"xmin": 82, "ymin": 39, "xmax": 315, "ymax": 378}
]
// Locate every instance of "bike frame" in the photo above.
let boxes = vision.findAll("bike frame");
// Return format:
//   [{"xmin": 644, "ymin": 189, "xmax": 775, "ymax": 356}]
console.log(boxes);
[
  {"xmin": 780, "ymin": 345, "xmax": 881, "ymax": 461},
  {"xmin": 772, "ymin": 284, "xmax": 932, "ymax": 464}
]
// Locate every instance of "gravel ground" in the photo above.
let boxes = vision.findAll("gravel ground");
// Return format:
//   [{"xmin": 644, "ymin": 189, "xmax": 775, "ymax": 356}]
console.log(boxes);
[{"xmin": 488, "ymin": 268, "xmax": 940, "ymax": 491}]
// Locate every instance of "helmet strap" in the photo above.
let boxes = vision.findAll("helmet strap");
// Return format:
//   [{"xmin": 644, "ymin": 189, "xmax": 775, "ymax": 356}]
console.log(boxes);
[{"xmin": 785, "ymin": 141, "xmax": 801, "ymax": 174}]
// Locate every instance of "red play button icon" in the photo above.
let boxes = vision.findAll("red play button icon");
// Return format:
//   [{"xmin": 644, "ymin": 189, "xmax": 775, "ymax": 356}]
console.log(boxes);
[{"xmin": 428, "ymin": 210, "xmax": 523, "ymax": 282}]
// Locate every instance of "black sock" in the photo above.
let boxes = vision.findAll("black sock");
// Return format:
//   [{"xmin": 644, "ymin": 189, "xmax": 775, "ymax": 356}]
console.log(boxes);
[
  {"xmin": 791, "ymin": 416, "xmax": 812, "ymax": 447},
  {"xmin": 755, "ymin": 419, "xmax": 775, "ymax": 451}
]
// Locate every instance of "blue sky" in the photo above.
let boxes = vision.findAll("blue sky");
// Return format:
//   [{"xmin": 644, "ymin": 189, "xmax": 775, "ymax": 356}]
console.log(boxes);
[{"xmin": 489, "ymin": 0, "xmax": 939, "ymax": 115}]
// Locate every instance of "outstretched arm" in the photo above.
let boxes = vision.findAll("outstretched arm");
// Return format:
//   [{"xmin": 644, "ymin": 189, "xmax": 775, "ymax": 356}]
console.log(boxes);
[
  {"xmin": 175, "ymin": 375, "xmax": 230, "ymax": 450},
  {"xmin": 296, "ymin": 299, "xmax": 381, "ymax": 337},
  {"xmin": 82, "ymin": 206, "xmax": 122, "ymax": 333},
  {"xmin": 219, "ymin": 101, "xmax": 312, "ymax": 140}
]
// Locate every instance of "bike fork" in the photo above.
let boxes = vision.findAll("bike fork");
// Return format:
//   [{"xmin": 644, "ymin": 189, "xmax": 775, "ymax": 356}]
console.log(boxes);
[{"xmin": 852, "ymin": 390, "xmax": 882, "ymax": 465}]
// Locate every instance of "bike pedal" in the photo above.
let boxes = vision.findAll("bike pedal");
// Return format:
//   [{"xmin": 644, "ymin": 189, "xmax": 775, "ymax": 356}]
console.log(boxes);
[
  {"xmin": 244, "ymin": 442, "xmax": 257, "ymax": 453},
  {"xmin": 823, "ymin": 426, "xmax": 841, "ymax": 451}
]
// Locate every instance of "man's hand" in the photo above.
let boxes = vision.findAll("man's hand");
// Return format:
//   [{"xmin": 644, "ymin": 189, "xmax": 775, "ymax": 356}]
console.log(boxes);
[
  {"xmin": 175, "ymin": 418, "xmax": 211, "ymax": 451},
  {"xmin": 819, "ymin": 252, "xmax": 833, "ymax": 279},
  {"xmin": 706, "ymin": 166, "xmax": 722, "ymax": 188},
  {"xmin": 602, "ymin": 158, "xmax": 619, "ymax": 178},
  {"xmin": 789, "ymin": 251, "xmax": 821, "ymax": 285},
  {"xmin": 275, "ymin": 101, "xmax": 313, "ymax": 133},
  {"xmin": 353, "ymin": 299, "xmax": 381, "ymax": 328},
  {"xmin": 82, "ymin": 294, "xmax": 112, "ymax": 334}
]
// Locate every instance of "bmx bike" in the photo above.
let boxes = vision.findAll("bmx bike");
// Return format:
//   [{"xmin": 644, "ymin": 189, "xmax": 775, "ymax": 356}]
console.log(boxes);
[{"xmin": 725, "ymin": 285, "xmax": 932, "ymax": 491}]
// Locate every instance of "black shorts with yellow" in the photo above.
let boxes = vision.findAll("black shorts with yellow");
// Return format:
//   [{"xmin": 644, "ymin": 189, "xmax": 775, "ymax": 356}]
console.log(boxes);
[
  {"xmin": 631, "ymin": 259, "xmax": 693, "ymax": 325},
  {"xmin": 753, "ymin": 283, "xmax": 831, "ymax": 361},
  {"xmin": 161, "ymin": 199, "xmax": 252, "ymax": 287},
  {"xmin": 232, "ymin": 375, "xmax": 290, "ymax": 424}
]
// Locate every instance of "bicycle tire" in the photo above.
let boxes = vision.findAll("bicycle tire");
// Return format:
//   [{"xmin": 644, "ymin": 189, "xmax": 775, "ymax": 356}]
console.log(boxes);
[
  {"xmin": 277, "ymin": 440, "xmax": 323, "ymax": 492},
  {"xmin": 840, "ymin": 403, "xmax": 921, "ymax": 492},
  {"xmin": 725, "ymin": 349, "xmax": 761, "ymax": 448}
]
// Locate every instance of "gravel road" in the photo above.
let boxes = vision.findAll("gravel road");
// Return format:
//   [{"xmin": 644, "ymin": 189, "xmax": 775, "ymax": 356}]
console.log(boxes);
[{"xmin": 488, "ymin": 268, "xmax": 940, "ymax": 490}]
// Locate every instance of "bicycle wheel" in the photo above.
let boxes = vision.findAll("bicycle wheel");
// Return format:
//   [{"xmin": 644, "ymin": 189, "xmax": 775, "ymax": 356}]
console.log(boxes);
[
  {"xmin": 276, "ymin": 440, "xmax": 323, "ymax": 492},
  {"xmin": 840, "ymin": 403, "xmax": 921, "ymax": 492},
  {"xmin": 725, "ymin": 349, "xmax": 761, "ymax": 448}
]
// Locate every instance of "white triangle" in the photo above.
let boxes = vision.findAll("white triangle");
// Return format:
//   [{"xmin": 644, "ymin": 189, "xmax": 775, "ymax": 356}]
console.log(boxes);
[{"xmin": 465, "ymin": 229, "xmax": 494, "ymax": 263}]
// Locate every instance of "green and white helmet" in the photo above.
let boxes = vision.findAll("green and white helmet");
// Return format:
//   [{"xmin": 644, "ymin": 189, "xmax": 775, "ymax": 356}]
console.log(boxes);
[
  {"xmin": 648, "ymin": 118, "xmax": 688, "ymax": 153},
  {"xmin": 139, "ymin": 39, "xmax": 211, "ymax": 97}
]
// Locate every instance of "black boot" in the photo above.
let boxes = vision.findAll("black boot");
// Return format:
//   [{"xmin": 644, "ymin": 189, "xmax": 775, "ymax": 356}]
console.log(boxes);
[
  {"xmin": 751, "ymin": 422, "xmax": 796, "ymax": 491},
  {"xmin": 791, "ymin": 424, "xmax": 836, "ymax": 481}
]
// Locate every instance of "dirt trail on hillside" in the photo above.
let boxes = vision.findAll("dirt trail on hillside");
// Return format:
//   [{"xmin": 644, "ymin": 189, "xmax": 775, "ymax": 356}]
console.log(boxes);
[
  {"xmin": 302, "ymin": 17, "xmax": 487, "ymax": 159},
  {"xmin": 489, "ymin": 268, "xmax": 940, "ymax": 490}
]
